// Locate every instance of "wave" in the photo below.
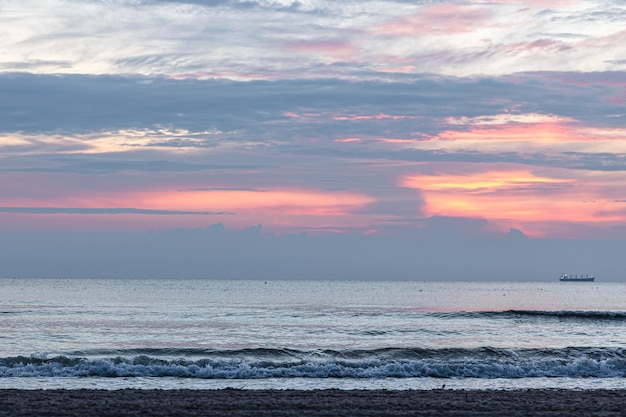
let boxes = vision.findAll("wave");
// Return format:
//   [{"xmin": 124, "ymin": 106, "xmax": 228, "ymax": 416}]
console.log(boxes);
[
  {"xmin": 438, "ymin": 310, "xmax": 626, "ymax": 321},
  {"xmin": 505, "ymin": 310, "xmax": 626, "ymax": 320},
  {"xmin": 2, "ymin": 347, "xmax": 626, "ymax": 379}
]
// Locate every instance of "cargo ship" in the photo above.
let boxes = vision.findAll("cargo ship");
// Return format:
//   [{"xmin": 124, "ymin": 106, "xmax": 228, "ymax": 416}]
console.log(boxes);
[{"xmin": 559, "ymin": 273, "xmax": 595, "ymax": 282}]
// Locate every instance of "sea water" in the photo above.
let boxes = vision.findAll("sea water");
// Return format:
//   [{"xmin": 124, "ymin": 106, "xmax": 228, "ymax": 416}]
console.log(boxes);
[{"xmin": 1, "ymin": 278, "xmax": 626, "ymax": 390}]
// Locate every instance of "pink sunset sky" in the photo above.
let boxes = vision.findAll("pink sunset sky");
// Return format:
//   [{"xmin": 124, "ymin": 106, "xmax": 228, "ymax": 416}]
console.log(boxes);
[{"xmin": 1, "ymin": 0, "xmax": 626, "ymax": 245}]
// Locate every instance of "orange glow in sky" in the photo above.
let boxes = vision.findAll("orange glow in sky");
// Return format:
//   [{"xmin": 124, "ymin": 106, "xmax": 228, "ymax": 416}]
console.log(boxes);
[
  {"xmin": 0, "ymin": 189, "xmax": 374, "ymax": 230},
  {"xmin": 436, "ymin": 115, "xmax": 626, "ymax": 147},
  {"xmin": 438, "ymin": 122, "xmax": 580, "ymax": 143},
  {"xmin": 0, "ymin": 187, "xmax": 374, "ymax": 225},
  {"xmin": 405, "ymin": 117, "xmax": 626, "ymax": 157},
  {"xmin": 138, "ymin": 189, "xmax": 373, "ymax": 216},
  {"xmin": 402, "ymin": 169, "xmax": 570, "ymax": 192},
  {"xmin": 401, "ymin": 166, "xmax": 626, "ymax": 237}
]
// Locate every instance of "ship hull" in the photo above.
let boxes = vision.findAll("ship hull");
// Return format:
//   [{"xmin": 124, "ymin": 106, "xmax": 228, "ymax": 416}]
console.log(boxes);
[{"xmin": 559, "ymin": 274, "xmax": 595, "ymax": 282}]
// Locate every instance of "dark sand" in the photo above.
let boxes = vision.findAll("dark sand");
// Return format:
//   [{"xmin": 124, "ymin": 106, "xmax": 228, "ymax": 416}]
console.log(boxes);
[{"xmin": 1, "ymin": 389, "xmax": 625, "ymax": 417}]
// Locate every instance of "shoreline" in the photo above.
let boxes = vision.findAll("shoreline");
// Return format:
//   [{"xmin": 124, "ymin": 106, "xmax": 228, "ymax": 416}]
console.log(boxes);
[{"xmin": 1, "ymin": 388, "xmax": 625, "ymax": 417}]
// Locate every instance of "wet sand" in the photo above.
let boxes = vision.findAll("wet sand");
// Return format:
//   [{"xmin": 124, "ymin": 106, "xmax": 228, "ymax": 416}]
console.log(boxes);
[{"xmin": 1, "ymin": 388, "xmax": 625, "ymax": 417}]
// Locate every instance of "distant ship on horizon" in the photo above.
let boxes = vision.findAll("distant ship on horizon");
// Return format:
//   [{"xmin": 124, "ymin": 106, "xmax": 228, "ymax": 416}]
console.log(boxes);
[{"xmin": 559, "ymin": 273, "xmax": 595, "ymax": 282}]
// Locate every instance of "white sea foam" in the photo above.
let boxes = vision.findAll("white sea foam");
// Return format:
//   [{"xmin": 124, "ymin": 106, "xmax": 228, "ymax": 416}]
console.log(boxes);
[{"xmin": 1, "ymin": 347, "xmax": 625, "ymax": 379}]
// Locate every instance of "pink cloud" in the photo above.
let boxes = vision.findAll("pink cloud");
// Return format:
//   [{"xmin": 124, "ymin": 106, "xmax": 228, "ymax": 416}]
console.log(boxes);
[
  {"xmin": 0, "ymin": 176, "xmax": 376, "ymax": 233},
  {"xmin": 281, "ymin": 112, "xmax": 417, "ymax": 122},
  {"xmin": 581, "ymin": 29, "xmax": 626, "ymax": 48},
  {"xmin": 438, "ymin": 123, "xmax": 588, "ymax": 143},
  {"xmin": 374, "ymin": 4, "xmax": 493, "ymax": 36},
  {"xmin": 377, "ymin": 138, "xmax": 423, "ymax": 144},
  {"xmin": 505, "ymin": 39, "xmax": 574, "ymax": 54},
  {"xmin": 608, "ymin": 90, "xmax": 626, "ymax": 104},
  {"xmin": 333, "ymin": 138, "xmax": 362, "ymax": 143},
  {"xmin": 285, "ymin": 40, "xmax": 358, "ymax": 59}
]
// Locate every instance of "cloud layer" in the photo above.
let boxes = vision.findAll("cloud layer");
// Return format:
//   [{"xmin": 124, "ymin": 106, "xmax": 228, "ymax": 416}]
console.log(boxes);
[
  {"xmin": 1, "ymin": 0, "xmax": 626, "ymax": 275},
  {"xmin": 1, "ymin": 0, "xmax": 625, "ymax": 78},
  {"xmin": 1, "ymin": 70, "xmax": 625, "ymax": 238}
]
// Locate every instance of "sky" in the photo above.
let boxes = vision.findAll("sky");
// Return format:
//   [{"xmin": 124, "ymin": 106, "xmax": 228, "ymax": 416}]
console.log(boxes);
[{"xmin": 1, "ymin": 0, "xmax": 626, "ymax": 280}]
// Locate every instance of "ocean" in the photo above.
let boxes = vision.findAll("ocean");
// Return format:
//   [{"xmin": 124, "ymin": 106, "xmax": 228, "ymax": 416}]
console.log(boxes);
[{"xmin": 1, "ymin": 278, "xmax": 626, "ymax": 391}]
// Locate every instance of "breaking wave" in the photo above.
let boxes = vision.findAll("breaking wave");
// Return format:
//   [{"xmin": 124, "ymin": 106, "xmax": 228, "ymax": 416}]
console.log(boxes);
[{"xmin": 2, "ymin": 347, "xmax": 626, "ymax": 379}]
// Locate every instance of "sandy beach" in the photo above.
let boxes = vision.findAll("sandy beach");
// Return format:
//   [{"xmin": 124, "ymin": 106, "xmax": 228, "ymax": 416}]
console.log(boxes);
[{"xmin": 1, "ymin": 389, "xmax": 625, "ymax": 417}]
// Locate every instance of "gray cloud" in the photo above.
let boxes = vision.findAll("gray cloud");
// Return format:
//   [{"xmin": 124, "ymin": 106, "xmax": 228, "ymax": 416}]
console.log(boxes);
[
  {"xmin": 2, "ymin": 72, "xmax": 625, "ymax": 178},
  {"xmin": 139, "ymin": 0, "xmax": 308, "ymax": 11},
  {"xmin": 0, "ymin": 152, "xmax": 269, "ymax": 174},
  {"xmin": 1, "ymin": 222, "xmax": 625, "ymax": 280},
  {"xmin": 1, "ymin": 72, "xmax": 622, "ymax": 134},
  {"xmin": 0, "ymin": 60, "xmax": 73, "ymax": 70},
  {"xmin": 0, "ymin": 207, "xmax": 232, "ymax": 215}
]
